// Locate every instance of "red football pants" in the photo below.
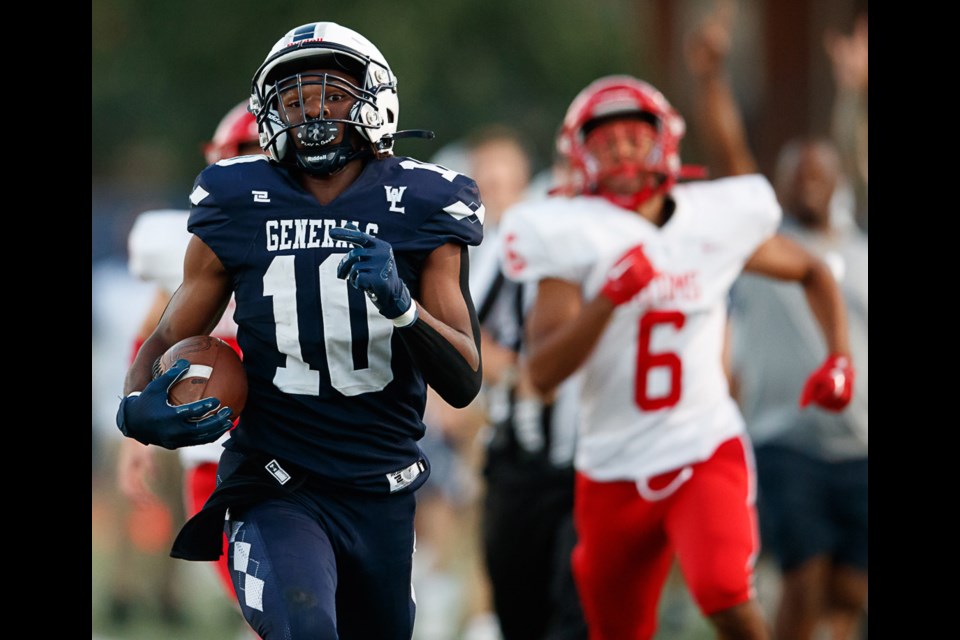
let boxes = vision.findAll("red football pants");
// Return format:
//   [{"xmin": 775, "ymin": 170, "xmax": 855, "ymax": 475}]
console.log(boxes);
[{"xmin": 571, "ymin": 436, "xmax": 760, "ymax": 640}]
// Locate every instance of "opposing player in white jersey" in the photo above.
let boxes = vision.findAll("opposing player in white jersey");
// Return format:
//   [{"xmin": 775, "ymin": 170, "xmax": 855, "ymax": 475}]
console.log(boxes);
[
  {"xmin": 117, "ymin": 100, "xmax": 261, "ymax": 610},
  {"xmin": 499, "ymin": 76, "xmax": 855, "ymax": 640}
]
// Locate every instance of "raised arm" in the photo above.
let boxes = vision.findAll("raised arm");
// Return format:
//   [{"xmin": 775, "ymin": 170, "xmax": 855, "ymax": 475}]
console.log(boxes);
[
  {"xmin": 684, "ymin": 0, "xmax": 758, "ymax": 177},
  {"xmin": 825, "ymin": 13, "xmax": 868, "ymax": 228}
]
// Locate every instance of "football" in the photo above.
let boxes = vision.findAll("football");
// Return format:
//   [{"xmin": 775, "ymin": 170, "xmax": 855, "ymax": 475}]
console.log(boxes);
[{"xmin": 156, "ymin": 335, "xmax": 247, "ymax": 420}]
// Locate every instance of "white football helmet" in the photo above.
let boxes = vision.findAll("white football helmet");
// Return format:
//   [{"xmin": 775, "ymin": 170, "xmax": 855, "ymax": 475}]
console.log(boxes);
[{"xmin": 249, "ymin": 22, "xmax": 400, "ymax": 175}]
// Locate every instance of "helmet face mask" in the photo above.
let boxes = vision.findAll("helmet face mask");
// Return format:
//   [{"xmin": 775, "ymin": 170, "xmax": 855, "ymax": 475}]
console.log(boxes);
[
  {"xmin": 264, "ymin": 70, "xmax": 368, "ymax": 175},
  {"xmin": 250, "ymin": 22, "xmax": 399, "ymax": 176},
  {"xmin": 558, "ymin": 76, "xmax": 685, "ymax": 209}
]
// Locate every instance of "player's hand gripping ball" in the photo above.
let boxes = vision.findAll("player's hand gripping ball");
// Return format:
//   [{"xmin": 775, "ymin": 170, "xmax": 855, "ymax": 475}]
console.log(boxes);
[
  {"xmin": 156, "ymin": 336, "xmax": 248, "ymax": 419},
  {"xmin": 116, "ymin": 336, "xmax": 245, "ymax": 450}
]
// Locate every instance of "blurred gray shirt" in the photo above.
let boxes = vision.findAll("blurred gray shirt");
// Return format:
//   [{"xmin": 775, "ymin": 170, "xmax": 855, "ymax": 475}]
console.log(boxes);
[{"xmin": 728, "ymin": 217, "xmax": 867, "ymax": 461}]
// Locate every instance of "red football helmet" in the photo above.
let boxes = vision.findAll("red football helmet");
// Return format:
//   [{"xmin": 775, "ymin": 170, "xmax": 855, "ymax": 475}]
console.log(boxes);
[
  {"xmin": 203, "ymin": 101, "xmax": 260, "ymax": 164},
  {"xmin": 557, "ymin": 75, "xmax": 686, "ymax": 209}
]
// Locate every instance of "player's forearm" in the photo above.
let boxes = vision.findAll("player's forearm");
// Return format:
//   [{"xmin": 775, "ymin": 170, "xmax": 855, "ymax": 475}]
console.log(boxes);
[
  {"xmin": 123, "ymin": 274, "xmax": 232, "ymax": 396},
  {"xmin": 694, "ymin": 75, "xmax": 758, "ymax": 178},
  {"xmin": 802, "ymin": 261, "xmax": 851, "ymax": 357},
  {"xmin": 526, "ymin": 296, "xmax": 614, "ymax": 394},
  {"xmin": 123, "ymin": 316, "xmax": 210, "ymax": 395},
  {"xmin": 123, "ymin": 335, "xmax": 169, "ymax": 395},
  {"xmin": 397, "ymin": 304, "xmax": 482, "ymax": 409}
]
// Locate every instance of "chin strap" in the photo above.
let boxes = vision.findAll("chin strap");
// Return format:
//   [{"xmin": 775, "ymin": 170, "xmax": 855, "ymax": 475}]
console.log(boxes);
[
  {"xmin": 297, "ymin": 141, "xmax": 369, "ymax": 176},
  {"xmin": 375, "ymin": 129, "xmax": 436, "ymax": 155},
  {"xmin": 376, "ymin": 129, "xmax": 437, "ymax": 153},
  {"xmin": 387, "ymin": 129, "xmax": 436, "ymax": 141},
  {"xmin": 595, "ymin": 164, "xmax": 710, "ymax": 211},
  {"xmin": 297, "ymin": 129, "xmax": 438, "ymax": 174},
  {"xmin": 595, "ymin": 172, "xmax": 669, "ymax": 211},
  {"xmin": 678, "ymin": 164, "xmax": 708, "ymax": 180}
]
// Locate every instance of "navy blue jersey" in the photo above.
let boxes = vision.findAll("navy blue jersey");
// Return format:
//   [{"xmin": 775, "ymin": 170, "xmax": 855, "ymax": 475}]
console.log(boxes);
[{"xmin": 187, "ymin": 155, "xmax": 483, "ymax": 493}]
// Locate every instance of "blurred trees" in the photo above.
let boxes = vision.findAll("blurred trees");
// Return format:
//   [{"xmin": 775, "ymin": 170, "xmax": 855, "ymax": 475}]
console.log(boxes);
[
  {"xmin": 93, "ymin": 0, "xmax": 650, "ymax": 188},
  {"xmin": 93, "ymin": 0, "xmax": 865, "ymax": 218}
]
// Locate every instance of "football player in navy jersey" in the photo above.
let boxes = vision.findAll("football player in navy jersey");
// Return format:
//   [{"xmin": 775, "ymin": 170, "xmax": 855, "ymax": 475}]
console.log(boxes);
[{"xmin": 115, "ymin": 21, "xmax": 484, "ymax": 640}]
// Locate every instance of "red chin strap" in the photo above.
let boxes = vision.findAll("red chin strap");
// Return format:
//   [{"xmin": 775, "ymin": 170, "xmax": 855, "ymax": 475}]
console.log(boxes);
[
  {"xmin": 598, "ymin": 186, "xmax": 659, "ymax": 211},
  {"xmin": 593, "ymin": 163, "xmax": 708, "ymax": 210},
  {"xmin": 593, "ymin": 166, "xmax": 671, "ymax": 211}
]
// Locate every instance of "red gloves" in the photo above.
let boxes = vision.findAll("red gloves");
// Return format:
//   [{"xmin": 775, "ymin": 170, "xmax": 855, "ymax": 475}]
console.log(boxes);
[
  {"xmin": 600, "ymin": 245, "xmax": 656, "ymax": 306},
  {"xmin": 799, "ymin": 354, "xmax": 855, "ymax": 412}
]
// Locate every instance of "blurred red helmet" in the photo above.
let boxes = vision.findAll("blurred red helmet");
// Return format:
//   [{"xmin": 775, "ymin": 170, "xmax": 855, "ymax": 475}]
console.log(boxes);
[
  {"xmin": 557, "ymin": 76, "xmax": 686, "ymax": 208},
  {"xmin": 203, "ymin": 101, "xmax": 260, "ymax": 164}
]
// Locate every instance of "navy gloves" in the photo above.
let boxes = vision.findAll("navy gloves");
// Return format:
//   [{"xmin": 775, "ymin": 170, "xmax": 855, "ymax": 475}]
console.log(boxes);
[
  {"xmin": 329, "ymin": 225, "xmax": 415, "ymax": 322},
  {"xmin": 116, "ymin": 358, "xmax": 234, "ymax": 450}
]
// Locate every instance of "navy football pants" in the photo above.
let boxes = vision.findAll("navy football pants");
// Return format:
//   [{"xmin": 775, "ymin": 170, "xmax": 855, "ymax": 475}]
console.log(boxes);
[{"xmin": 221, "ymin": 456, "xmax": 418, "ymax": 639}]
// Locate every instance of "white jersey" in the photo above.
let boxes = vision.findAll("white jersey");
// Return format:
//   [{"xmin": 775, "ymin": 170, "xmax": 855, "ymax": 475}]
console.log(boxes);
[
  {"xmin": 128, "ymin": 210, "xmax": 193, "ymax": 295},
  {"xmin": 473, "ymin": 220, "xmax": 580, "ymax": 469},
  {"xmin": 500, "ymin": 175, "xmax": 781, "ymax": 481},
  {"xmin": 127, "ymin": 209, "xmax": 238, "ymax": 468}
]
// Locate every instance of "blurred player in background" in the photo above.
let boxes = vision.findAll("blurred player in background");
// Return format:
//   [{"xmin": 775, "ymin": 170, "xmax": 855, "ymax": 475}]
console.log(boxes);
[
  {"xmin": 115, "ymin": 21, "xmax": 483, "ymax": 639},
  {"xmin": 426, "ymin": 125, "xmax": 587, "ymax": 640},
  {"xmin": 461, "ymin": 125, "xmax": 587, "ymax": 640},
  {"xmin": 409, "ymin": 128, "xmax": 522, "ymax": 640},
  {"xmin": 500, "ymin": 73, "xmax": 854, "ymax": 639},
  {"xmin": 117, "ymin": 99, "xmax": 262, "ymax": 635},
  {"xmin": 683, "ymin": 6, "xmax": 868, "ymax": 639}
]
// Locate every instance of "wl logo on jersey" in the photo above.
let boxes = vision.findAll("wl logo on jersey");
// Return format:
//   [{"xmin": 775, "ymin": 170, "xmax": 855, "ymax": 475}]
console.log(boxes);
[
  {"xmin": 384, "ymin": 186, "xmax": 407, "ymax": 213},
  {"xmin": 253, "ymin": 190, "xmax": 271, "ymax": 203}
]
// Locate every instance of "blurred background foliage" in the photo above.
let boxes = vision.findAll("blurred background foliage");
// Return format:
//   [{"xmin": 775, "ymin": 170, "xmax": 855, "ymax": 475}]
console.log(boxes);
[
  {"xmin": 92, "ymin": 0, "xmax": 865, "ymax": 260},
  {"xmin": 92, "ymin": 0, "xmax": 650, "ymax": 190}
]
